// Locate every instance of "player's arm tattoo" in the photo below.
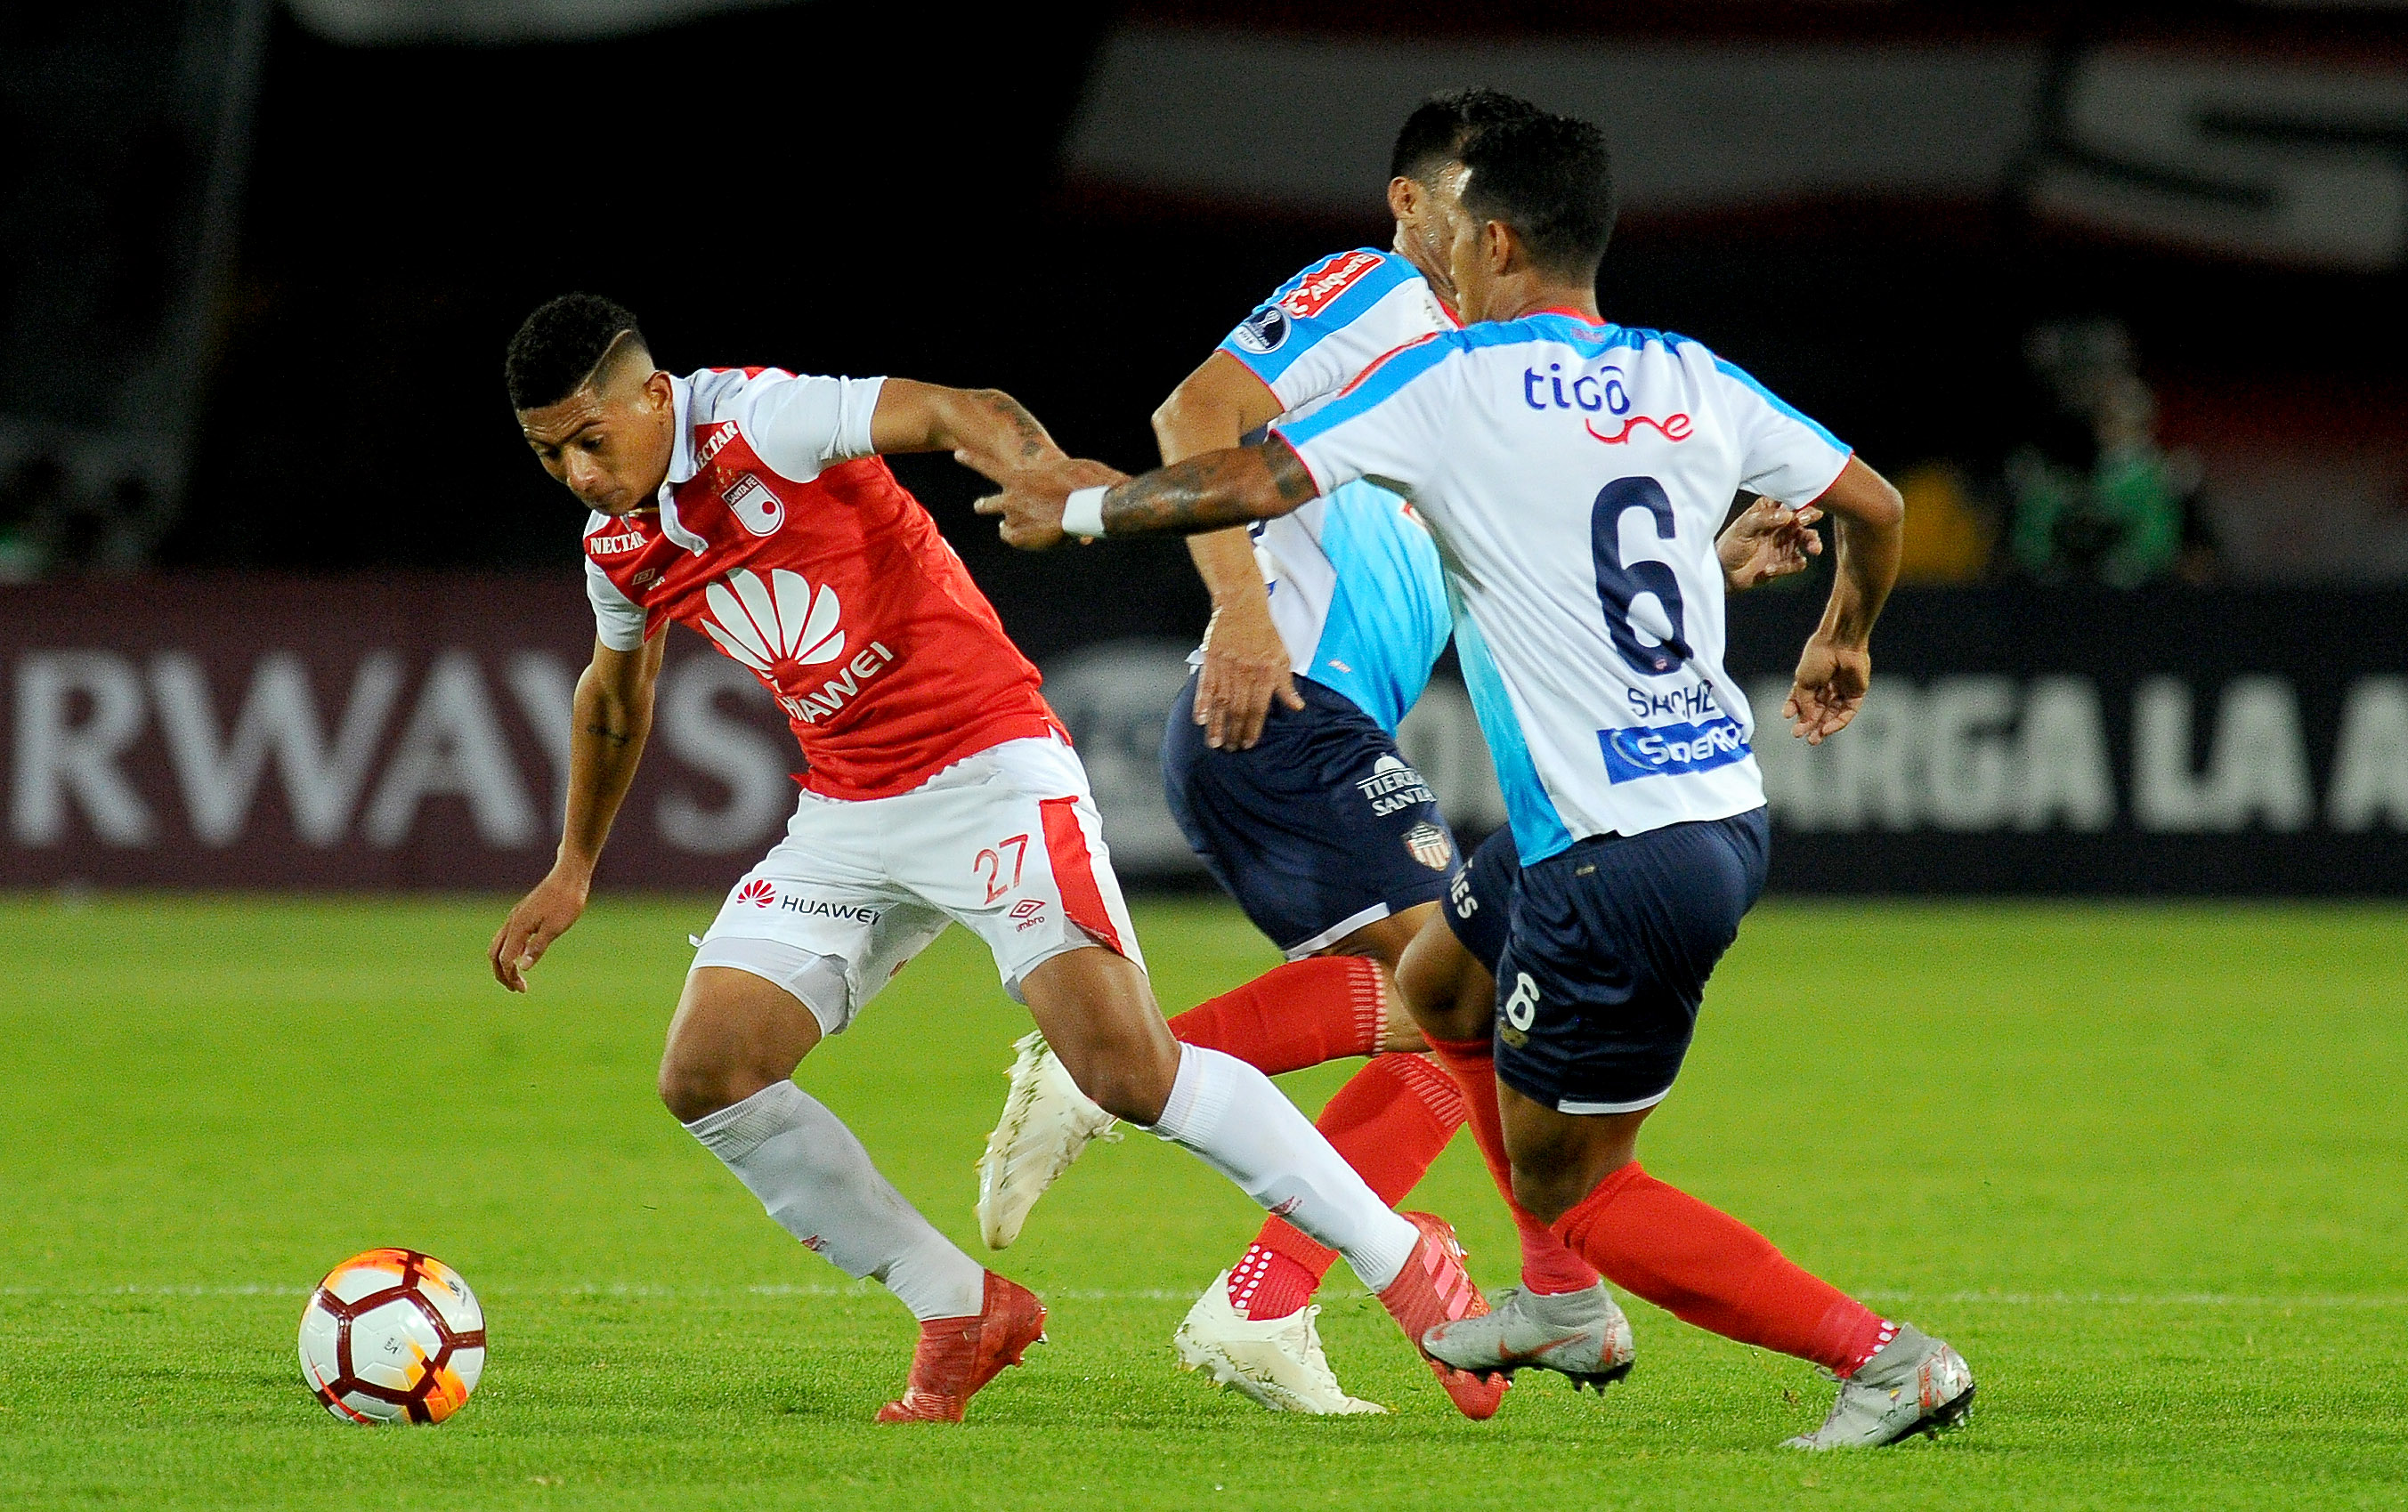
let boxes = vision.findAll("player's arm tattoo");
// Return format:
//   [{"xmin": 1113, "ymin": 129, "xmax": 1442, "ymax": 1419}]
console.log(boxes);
[
  {"xmin": 1100, "ymin": 441, "xmax": 1318, "ymax": 536},
  {"xmin": 973, "ymin": 388, "xmax": 1058, "ymax": 463},
  {"xmin": 936, "ymin": 386, "xmax": 1059, "ymax": 464},
  {"xmin": 580, "ymin": 718, "xmax": 634, "ymax": 747}
]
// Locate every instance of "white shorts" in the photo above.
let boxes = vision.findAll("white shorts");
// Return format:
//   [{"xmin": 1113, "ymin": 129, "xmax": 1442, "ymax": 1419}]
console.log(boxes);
[{"xmin": 690, "ymin": 736, "xmax": 1145, "ymax": 1037}]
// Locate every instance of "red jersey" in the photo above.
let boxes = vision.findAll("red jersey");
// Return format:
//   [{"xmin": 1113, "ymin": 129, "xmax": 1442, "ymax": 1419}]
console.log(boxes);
[{"xmin": 582, "ymin": 367, "xmax": 1063, "ymax": 801}]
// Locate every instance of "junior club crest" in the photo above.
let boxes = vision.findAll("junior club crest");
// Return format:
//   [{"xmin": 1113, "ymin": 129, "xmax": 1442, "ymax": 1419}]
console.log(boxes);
[{"xmin": 1404, "ymin": 821, "xmax": 1454, "ymax": 871}]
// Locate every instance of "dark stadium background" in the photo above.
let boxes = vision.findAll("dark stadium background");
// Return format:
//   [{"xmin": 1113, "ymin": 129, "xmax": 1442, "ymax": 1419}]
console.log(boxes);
[{"xmin": 4, "ymin": 0, "xmax": 2406, "ymax": 892}]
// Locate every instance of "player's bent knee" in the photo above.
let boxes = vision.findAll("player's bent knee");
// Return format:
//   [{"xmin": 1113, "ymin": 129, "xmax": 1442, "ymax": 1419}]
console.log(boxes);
[
  {"xmin": 656, "ymin": 1034, "xmax": 791, "ymax": 1125},
  {"xmin": 1409, "ymin": 987, "xmax": 1492, "ymax": 1047},
  {"xmin": 1020, "ymin": 943, "xmax": 1179, "ymax": 1123},
  {"xmin": 658, "ymin": 965, "xmax": 830, "ymax": 1125},
  {"xmin": 1508, "ymin": 1161, "xmax": 1585, "ymax": 1227},
  {"xmin": 1060, "ymin": 1041, "xmax": 1177, "ymax": 1126}
]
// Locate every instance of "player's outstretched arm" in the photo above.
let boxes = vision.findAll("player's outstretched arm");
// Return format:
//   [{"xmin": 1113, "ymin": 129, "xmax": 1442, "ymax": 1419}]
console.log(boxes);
[
  {"xmin": 1782, "ymin": 457, "xmax": 1904, "ymax": 745},
  {"xmin": 1718, "ymin": 496, "xmax": 1824, "ymax": 593},
  {"xmin": 971, "ymin": 440, "xmax": 1319, "ymax": 551},
  {"xmin": 869, "ymin": 378, "xmax": 1066, "ymax": 476},
  {"xmin": 1154, "ymin": 352, "xmax": 1301, "ymax": 750},
  {"xmin": 490, "ymin": 633, "xmax": 667, "ymax": 991}
]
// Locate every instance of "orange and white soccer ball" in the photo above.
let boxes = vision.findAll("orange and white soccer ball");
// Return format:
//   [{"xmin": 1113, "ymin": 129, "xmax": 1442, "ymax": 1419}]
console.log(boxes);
[{"xmin": 297, "ymin": 1249, "xmax": 486, "ymax": 1424}]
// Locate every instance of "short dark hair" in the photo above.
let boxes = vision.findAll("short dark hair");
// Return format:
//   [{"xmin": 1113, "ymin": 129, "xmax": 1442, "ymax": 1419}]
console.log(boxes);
[
  {"xmin": 1388, "ymin": 87, "xmax": 1544, "ymax": 185},
  {"xmin": 506, "ymin": 293, "xmax": 648, "ymax": 410},
  {"xmin": 1456, "ymin": 113, "xmax": 1617, "ymax": 279}
]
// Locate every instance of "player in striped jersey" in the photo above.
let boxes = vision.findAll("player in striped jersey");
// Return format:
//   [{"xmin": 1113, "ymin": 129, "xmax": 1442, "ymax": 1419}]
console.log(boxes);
[
  {"xmin": 975, "ymin": 91, "xmax": 1825, "ymax": 1419},
  {"xmin": 971, "ymin": 110, "xmax": 1974, "ymax": 1449}
]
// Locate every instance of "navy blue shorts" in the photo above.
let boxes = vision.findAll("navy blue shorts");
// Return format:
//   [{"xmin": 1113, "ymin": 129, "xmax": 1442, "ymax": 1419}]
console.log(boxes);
[
  {"xmin": 1493, "ymin": 807, "xmax": 1771, "ymax": 1115},
  {"xmin": 1442, "ymin": 825, "xmax": 1521, "ymax": 977},
  {"xmin": 1163, "ymin": 672, "xmax": 1461, "ymax": 956}
]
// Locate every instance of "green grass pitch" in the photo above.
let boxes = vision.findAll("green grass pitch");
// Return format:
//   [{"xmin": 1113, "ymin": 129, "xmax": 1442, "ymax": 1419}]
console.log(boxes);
[{"xmin": 1, "ymin": 893, "xmax": 2404, "ymax": 1510}]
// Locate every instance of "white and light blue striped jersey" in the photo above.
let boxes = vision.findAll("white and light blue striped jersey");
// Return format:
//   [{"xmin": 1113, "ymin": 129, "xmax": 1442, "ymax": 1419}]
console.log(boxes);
[
  {"xmin": 1274, "ymin": 311, "xmax": 1852, "ymax": 862},
  {"xmin": 1207, "ymin": 247, "xmax": 1455, "ymax": 733}
]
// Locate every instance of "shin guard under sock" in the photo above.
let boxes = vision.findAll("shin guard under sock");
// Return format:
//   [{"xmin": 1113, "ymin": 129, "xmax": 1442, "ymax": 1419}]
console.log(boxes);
[
  {"xmin": 685, "ymin": 1081, "xmax": 984, "ymax": 1322},
  {"xmin": 1553, "ymin": 1161, "xmax": 1893, "ymax": 1375},
  {"xmin": 1168, "ymin": 955, "xmax": 1383, "ymax": 1077},
  {"xmin": 1226, "ymin": 1053, "xmax": 1464, "ymax": 1318},
  {"xmin": 1425, "ymin": 1035, "xmax": 1602, "ymax": 1297},
  {"xmin": 1147, "ymin": 1044, "xmax": 1420, "ymax": 1292}
]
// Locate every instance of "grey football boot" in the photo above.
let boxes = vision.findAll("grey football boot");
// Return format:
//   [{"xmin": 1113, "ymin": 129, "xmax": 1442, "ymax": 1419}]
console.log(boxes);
[
  {"xmin": 1422, "ymin": 1281, "xmax": 1636, "ymax": 1391},
  {"xmin": 1783, "ymin": 1322, "xmax": 1974, "ymax": 1449}
]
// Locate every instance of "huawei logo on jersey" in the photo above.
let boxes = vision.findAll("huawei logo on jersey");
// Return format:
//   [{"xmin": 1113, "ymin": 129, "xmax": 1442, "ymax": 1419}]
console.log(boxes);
[
  {"xmin": 699, "ymin": 567, "xmax": 901, "ymax": 724},
  {"xmin": 702, "ymin": 568, "xmax": 846, "ymax": 671}
]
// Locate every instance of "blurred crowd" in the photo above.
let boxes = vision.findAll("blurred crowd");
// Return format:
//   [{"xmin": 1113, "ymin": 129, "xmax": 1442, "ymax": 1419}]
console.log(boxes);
[
  {"xmin": 1889, "ymin": 319, "xmax": 2217, "ymax": 589},
  {"xmin": 0, "ymin": 454, "xmax": 170, "ymax": 582}
]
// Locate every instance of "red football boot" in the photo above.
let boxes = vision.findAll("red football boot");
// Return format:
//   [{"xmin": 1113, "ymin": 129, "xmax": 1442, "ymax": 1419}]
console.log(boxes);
[
  {"xmin": 875, "ymin": 1272, "xmax": 1046, "ymax": 1424},
  {"xmin": 1375, "ymin": 1211, "xmax": 1511, "ymax": 1420}
]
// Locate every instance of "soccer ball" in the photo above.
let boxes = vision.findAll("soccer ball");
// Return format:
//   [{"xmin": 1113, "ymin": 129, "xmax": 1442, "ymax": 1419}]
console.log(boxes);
[{"xmin": 297, "ymin": 1248, "xmax": 487, "ymax": 1424}]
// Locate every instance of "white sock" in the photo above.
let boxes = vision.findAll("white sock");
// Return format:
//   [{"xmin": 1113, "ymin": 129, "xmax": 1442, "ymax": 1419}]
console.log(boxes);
[
  {"xmin": 685, "ymin": 1080, "xmax": 985, "ymax": 1322},
  {"xmin": 1143, "ymin": 1044, "xmax": 1420, "ymax": 1291}
]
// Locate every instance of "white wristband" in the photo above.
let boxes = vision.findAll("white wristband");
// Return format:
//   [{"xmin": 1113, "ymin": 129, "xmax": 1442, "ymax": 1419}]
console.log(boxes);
[{"xmin": 1062, "ymin": 485, "xmax": 1109, "ymax": 539}]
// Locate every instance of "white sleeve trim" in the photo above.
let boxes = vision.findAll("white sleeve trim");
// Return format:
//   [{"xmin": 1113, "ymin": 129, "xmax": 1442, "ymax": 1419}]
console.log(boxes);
[
  {"xmin": 737, "ymin": 371, "xmax": 887, "ymax": 483},
  {"xmin": 585, "ymin": 559, "xmax": 649, "ymax": 651},
  {"xmin": 832, "ymin": 374, "xmax": 883, "ymax": 461}
]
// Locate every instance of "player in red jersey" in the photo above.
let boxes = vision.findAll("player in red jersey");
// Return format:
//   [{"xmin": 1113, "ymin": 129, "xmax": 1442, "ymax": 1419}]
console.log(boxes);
[{"xmin": 486, "ymin": 294, "xmax": 1496, "ymax": 1423}]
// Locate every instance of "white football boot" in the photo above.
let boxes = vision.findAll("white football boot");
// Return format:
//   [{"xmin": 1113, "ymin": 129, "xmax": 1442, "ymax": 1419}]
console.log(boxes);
[
  {"xmin": 1783, "ymin": 1322, "xmax": 1974, "ymax": 1449},
  {"xmin": 1172, "ymin": 1273, "xmax": 1388, "ymax": 1416},
  {"xmin": 976, "ymin": 1031, "xmax": 1120, "ymax": 1249},
  {"xmin": 1422, "ymin": 1281, "xmax": 1636, "ymax": 1391}
]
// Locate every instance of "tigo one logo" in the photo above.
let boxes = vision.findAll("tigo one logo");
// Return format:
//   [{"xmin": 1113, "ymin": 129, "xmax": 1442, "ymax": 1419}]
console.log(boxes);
[
  {"xmin": 737, "ymin": 878, "xmax": 776, "ymax": 908},
  {"xmin": 701, "ymin": 569, "xmax": 845, "ymax": 672}
]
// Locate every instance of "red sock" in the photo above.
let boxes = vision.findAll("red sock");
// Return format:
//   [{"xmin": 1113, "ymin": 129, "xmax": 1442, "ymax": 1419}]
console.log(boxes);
[
  {"xmin": 1553, "ymin": 1162, "xmax": 1894, "ymax": 1376},
  {"xmin": 1226, "ymin": 1054, "xmax": 1463, "ymax": 1319},
  {"xmin": 1425, "ymin": 1036, "xmax": 1602, "ymax": 1296},
  {"xmin": 1169, "ymin": 956, "xmax": 1383, "ymax": 1077}
]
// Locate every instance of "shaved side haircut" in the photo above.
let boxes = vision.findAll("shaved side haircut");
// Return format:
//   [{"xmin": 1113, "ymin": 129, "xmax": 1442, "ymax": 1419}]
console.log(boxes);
[{"xmin": 507, "ymin": 293, "xmax": 651, "ymax": 410}]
